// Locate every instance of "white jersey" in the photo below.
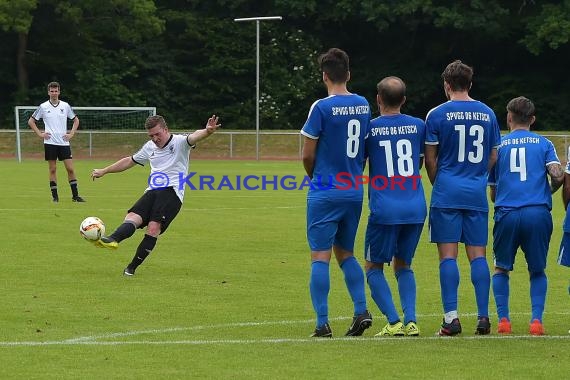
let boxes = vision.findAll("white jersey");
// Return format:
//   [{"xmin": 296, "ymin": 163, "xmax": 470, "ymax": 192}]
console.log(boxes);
[
  {"xmin": 31, "ymin": 100, "xmax": 77, "ymax": 146},
  {"xmin": 132, "ymin": 134, "xmax": 193, "ymax": 202}
]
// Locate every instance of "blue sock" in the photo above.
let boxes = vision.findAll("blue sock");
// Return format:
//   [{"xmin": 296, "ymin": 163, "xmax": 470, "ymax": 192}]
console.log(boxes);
[
  {"xmin": 470, "ymin": 256, "xmax": 490, "ymax": 318},
  {"xmin": 492, "ymin": 272, "xmax": 510, "ymax": 321},
  {"xmin": 340, "ymin": 256, "xmax": 367, "ymax": 316},
  {"xmin": 367, "ymin": 268, "xmax": 399, "ymax": 324},
  {"xmin": 310, "ymin": 261, "xmax": 330, "ymax": 327},
  {"xmin": 439, "ymin": 258, "xmax": 460, "ymax": 313},
  {"xmin": 529, "ymin": 271, "xmax": 547, "ymax": 323},
  {"xmin": 396, "ymin": 268, "xmax": 416, "ymax": 324}
]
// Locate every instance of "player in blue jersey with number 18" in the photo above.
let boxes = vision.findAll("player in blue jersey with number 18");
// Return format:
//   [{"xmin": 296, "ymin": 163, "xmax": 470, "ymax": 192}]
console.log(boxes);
[
  {"xmin": 301, "ymin": 48, "xmax": 372, "ymax": 338},
  {"xmin": 364, "ymin": 76, "xmax": 426, "ymax": 337},
  {"xmin": 489, "ymin": 96, "xmax": 563, "ymax": 336},
  {"xmin": 425, "ymin": 60, "xmax": 501, "ymax": 336}
]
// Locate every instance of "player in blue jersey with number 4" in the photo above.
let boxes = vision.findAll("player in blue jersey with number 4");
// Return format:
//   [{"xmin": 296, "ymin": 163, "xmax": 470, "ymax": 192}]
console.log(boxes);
[
  {"xmin": 301, "ymin": 48, "xmax": 372, "ymax": 338},
  {"xmin": 557, "ymin": 146, "xmax": 570, "ymax": 335},
  {"xmin": 364, "ymin": 76, "xmax": 426, "ymax": 337},
  {"xmin": 425, "ymin": 60, "xmax": 501, "ymax": 336},
  {"xmin": 489, "ymin": 96, "xmax": 563, "ymax": 335}
]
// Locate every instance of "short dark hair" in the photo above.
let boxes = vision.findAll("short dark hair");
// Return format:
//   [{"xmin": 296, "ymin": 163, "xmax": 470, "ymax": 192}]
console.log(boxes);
[
  {"xmin": 47, "ymin": 81, "xmax": 60, "ymax": 90},
  {"xmin": 377, "ymin": 76, "xmax": 406, "ymax": 108},
  {"xmin": 318, "ymin": 48, "xmax": 349, "ymax": 83},
  {"xmin": 441, "ymin": 60, "xmax": 473, "ymax": 91},
  {"xmin": 506, "ymin": 96, "xmax": 535, "ymax": 125},
  {"xmin": 145, "ymin": 115, "xmax": 167, "ymax": 130}
]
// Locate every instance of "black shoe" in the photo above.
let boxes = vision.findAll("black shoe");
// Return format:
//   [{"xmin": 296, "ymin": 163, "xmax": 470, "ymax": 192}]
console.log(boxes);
[
  {"xmin": 345, "ymin": 310, "xmax": 373, "ymax": 336},
  {"xmin": 310, "ymin": 323, "xmax": 332, "ymax": 338},
  {"xmin": 475, "ymin": 316, "xmax": 491, "ymax": 335},
  {"xmin": 52, "ymin": 196, "xmax": 59, "ymax": 203},
  {"xmin": 72, "ymin": 196, "xmax": 86, "ymax": 202},
  {"xmin": 123, "ymin": 266, "xmax": 135, "ymax": 276},
  {"xmin": 437, "ymin": 318, "xmax": 462, "ymax": 336}
]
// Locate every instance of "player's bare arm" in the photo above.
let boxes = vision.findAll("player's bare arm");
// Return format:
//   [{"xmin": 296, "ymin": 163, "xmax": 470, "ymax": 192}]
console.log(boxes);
[
  {"xmin": 563, "ymin": 172, "xmax": 570, "ymax": 210},
  {"xmin": 424, "ymin": 144, "xmax": 438, "ymax": 185},
  {"xmin": 64, "ymin": 116, "xmax": 80, "ymax": 141},
  {"xmin": 302, "ymin": 137, "xmax": 317, "ymax": 178},
  {"xmin": 547, "ymin": 162, "xmax": 564, "ymax": 193},
  {"xmin": 92, "ymin": 156, "xmax": 136, "ymax": 180},
  {"xmin": 488, "ymin": 148, "xmax": 498, "ymax": 172},
  {"xmin": 27, "ymin": 117, "xmax": 50, "ymax": 140},
  {"xmin": 187, "ymin": 114, "xmax": 221, "ymax": 146}
]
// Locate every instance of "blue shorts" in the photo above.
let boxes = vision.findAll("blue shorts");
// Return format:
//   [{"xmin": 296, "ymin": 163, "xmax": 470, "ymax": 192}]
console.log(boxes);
[
  {"xmin": 558, "ymin": 232, "xmax": 570, "ymax": 267},
  {"xmin": 364, "ymin": 222, "xmax": 424, "ymax": 265},
  {"xmin": 493, "ymin": 206, "xmax": 552, "ymax": 272},
  {"xmin": 429, "ymin": 207, "xmax": 488, "ymax": 246},
  {"xmin": 306, "ymin": 198, "xmax": 362, "ymax": 252}
]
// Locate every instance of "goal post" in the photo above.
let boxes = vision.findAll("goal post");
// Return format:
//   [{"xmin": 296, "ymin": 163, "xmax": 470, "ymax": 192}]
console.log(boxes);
[{"xmin": 14, "ymin": 106, "xmax": 156, "ymax": 162}]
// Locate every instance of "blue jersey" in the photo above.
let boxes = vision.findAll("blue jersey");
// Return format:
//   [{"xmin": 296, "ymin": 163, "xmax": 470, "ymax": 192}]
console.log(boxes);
[
  {"xmin": 301, "ymin": 94, "xmax": 371, "ymax": 200},
  {"xmin": 489, "ymin": 129, "xmax": 559, "ymax": 210},
  {"xmin": 365, "ymin": 114, "xmax": 427, "ymax": 224},
  {"xmin": 425, "ymin": 100, "xmax": 501, "ymax": 211}
]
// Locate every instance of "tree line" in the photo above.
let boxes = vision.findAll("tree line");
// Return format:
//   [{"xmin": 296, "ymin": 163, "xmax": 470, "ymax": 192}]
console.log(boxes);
[{"xmin": 1, "ymin": 0, "xmax": 569, "ymax": 131}]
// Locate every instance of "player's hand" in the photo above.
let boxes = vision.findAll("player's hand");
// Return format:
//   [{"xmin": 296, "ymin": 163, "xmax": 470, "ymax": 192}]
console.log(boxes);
[
  {"xmin": 63, "ymin": 132, "xmax": 74, "ymax": 141},
  {"xmin": 41, "ymin": 132, "xmax": 51, "ymax": 140},
  {"xmin": 91, "ymin": 169, "xmax": 105, "ymax": 180},
  {"xmin": 205, "ymin": 115, "xmax": 221, "ymax": 134}
]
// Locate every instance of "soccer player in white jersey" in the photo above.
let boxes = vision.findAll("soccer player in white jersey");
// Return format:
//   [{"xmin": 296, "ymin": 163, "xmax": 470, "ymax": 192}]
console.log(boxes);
[
  {"xmin": 364, "ymin": 76, "xmax": 426, "ymax": 337},
  {"xmin": 91, "ymin": 114, "xmax": 221, "ymax": 276},
  {"xmin": 28, "ymin": 81, "xmax": 85, "ymax": 202},
  {"xmin": 301, "ymin": 48, "xmax": 372, "ymax": 338},
  {"xmin": 557, "ymin": 146, "xmax": 570, "ymax": 334},
  {"xmin": 489, "ymin": 96, "xmax": 563, "ymax": 335},
  {"xmin": 425, "ymin": 60, "xmax": 501, "ymax": 336}
]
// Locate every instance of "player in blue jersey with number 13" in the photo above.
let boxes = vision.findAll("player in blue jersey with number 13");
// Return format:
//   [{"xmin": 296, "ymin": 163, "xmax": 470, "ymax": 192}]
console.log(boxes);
[
  {"xmin": 425, "ymin": 60, "xmax": 501, "ymax": 336},
  {"xmin": 301, "ymin": 48, "xmax": 372, "ymax": 338},
  {"xmin": 489, "ymin": 96, "xmax": 563, "ymax": 335}
]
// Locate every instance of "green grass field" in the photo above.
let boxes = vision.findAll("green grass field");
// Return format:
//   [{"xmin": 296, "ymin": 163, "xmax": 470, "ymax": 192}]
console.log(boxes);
[{"xmin": 0, "ymin": 159, "xmax": 569, "ymax": 379}]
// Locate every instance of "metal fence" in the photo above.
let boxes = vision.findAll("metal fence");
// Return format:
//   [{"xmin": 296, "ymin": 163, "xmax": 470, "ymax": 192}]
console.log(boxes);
[
  {"xmin": 1, "ymin": 129, "xmax": 568, "ymax": 161},
  {"xmin": 0, "ymin": 130, "xmax": 304, "ymax": 161}
]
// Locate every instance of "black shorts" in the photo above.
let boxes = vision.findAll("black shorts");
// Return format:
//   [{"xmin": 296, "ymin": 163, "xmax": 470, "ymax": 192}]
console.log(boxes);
[
  {"xmin": 45, "ymin": 144, "xmax": 73, "ymax": 161},
  {"xmin": 128, "ymin": 187, "xmax": 182, "ymax": 234}
]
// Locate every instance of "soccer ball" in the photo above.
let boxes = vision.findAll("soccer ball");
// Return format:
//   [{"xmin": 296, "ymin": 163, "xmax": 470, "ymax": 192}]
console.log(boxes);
[{"xmin": 79, "ymin": 216, "xmax": 105, "ymax": 241}]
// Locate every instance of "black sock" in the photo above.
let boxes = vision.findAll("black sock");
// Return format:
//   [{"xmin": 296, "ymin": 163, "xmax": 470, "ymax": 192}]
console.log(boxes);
[
  {"xmin": 69, "ymin": 179, "xmax": 79, "ymax": 197},
  {"xmin": 50, "ymin": 181, "xmax": 58, "ymax": 199},
  {"xmin": 128, "ymin": 234, "xmax": 157, "ymax": 270},
  {"xmin": 110, "ymin": 222, "xmax": 137, "ymax": 243}
]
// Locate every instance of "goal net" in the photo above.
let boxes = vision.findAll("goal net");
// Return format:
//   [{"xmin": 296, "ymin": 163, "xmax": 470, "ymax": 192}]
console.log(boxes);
[{"xmin": 14, "ymin": 106, "xmax": 156, "ymax": 161}]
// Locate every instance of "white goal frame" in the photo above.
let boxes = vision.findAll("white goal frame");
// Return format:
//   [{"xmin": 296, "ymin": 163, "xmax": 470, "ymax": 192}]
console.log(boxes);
[{"xmin": 14, "ymin": 106, "xmax": 156, "ymax": 162}]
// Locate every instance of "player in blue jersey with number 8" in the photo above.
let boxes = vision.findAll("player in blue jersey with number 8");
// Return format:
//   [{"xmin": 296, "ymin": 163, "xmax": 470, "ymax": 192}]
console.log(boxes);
[
  {"xmin": 425, "ymin": 60, "xmax": 501, "ymax": 336},
  {"xmin": 301, "ymin": 48, "xmax": 372, "ymax": 338}
]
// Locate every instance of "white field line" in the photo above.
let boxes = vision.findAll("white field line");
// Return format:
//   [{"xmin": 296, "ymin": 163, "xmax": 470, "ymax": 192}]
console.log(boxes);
[
  {"xmin": 2, "ymin": 335, "xmax": 570, "ymax": 346},
  {"xmin": 1, "ymin": 313, "xmax": 569, "ymax": 347},
  {"xmin": 0, "ymin": 205, "xmax": 304, "ymax": 212}
]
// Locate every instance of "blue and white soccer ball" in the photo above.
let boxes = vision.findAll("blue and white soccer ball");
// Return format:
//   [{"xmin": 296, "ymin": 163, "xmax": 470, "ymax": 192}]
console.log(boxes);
[{"xmin": 79, "ymin": 216, "xmax": 105, "ymax": 241}]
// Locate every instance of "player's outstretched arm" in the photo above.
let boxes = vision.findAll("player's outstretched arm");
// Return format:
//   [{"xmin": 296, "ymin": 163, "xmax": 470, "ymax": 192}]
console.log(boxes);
[
  {"xmin": 187, "ymin": 115, "xmax": 221, "ymax": 146},
  {"xmin": 92, "ymin": 156, "xmax": 136, "ymax": 180}
]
